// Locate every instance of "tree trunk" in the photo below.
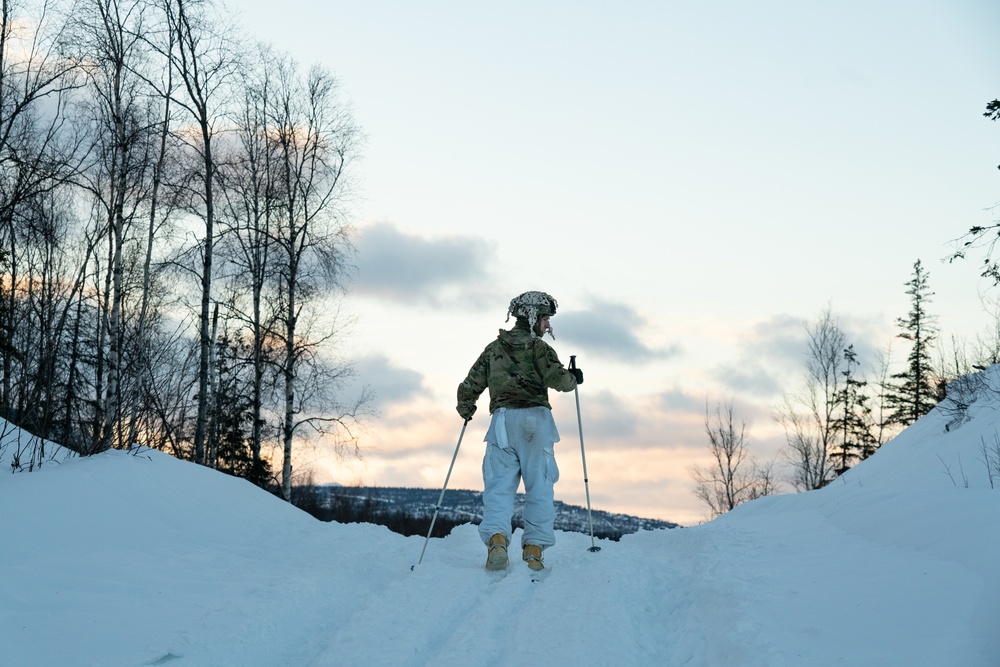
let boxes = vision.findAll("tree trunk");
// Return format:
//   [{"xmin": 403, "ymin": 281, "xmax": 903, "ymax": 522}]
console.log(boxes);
[{"xmin": 281, "ymin": 259, "xmax": 297, "ymax": 501}]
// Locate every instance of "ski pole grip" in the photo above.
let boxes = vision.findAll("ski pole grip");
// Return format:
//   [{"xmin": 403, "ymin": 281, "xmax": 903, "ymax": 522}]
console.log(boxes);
[{"xmin": 569, "ymin": 355, "xmax": 577, "ymax": 370}]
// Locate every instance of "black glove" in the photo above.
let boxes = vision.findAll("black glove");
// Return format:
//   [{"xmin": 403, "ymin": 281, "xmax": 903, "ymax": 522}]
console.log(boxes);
[
  {"xmin": 569, "ymin": 367, "xmax": 583, "ymax": 385},
  {"xmin": 457, "ymin": 403, "xmax": 476, "ymax": 421}
]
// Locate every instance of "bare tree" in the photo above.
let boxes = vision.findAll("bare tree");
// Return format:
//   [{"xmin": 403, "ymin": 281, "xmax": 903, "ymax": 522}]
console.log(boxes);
[
  {"xmin": 776, "ymin": 397, "xmax": 827, "ymax": 492},
  {"xmin": 805, "ymin": 307, "xmax": 846, "ymax": 455},
  {"xmin": 139, "ymin": 324, "xmax": 198, "ymax": 457},
  {"xmin": 214, "ymin": 43, "xmax": 281, "ymax": 479},
  {"xmin": 72, "ymin": 0, "xmax": 168, "ymax": 451},
  {"xmin": 690, "ymin": 401, "xmax": 777, "ymax": 518},
  {"xmin": 10, "ymin": 190, "xmax": 87, "ymax": 442},
  {"xmin": 159, "ymin": 0, "xmax": 239, "ymax": 464},
  {"xmin": 947, "ymin": 98, "xmax": 1000, "ymax": 280},
  {"xmin": 0, "ymin": 0, "xmax": 372, "ymax": 487},
  {"xmin": 122, "ymin": 0, "xmax": 181, "ymax": 451},
  {"xmin": 868, "ymin": 346, "xmax": 898, "ymax": 450},
  {"xmin": 970, "ymin": 301, "xmax": 1000, "ymax": 369},
  {"xmin": 266, "ymin": 59, "xmax": 365, "ymax": 500},
  {"xmin": 776, "ymin": 308, "xmax": 845, "ymax": 490},
  {"xmin": 0, "ymin": 0, "xmax": 83, "ymax": 419}
]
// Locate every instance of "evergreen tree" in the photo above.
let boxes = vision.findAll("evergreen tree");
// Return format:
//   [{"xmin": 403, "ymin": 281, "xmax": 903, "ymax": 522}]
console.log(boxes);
[
  {"xmin": 831, "ymin": 345, "xmax": 878, "ymax": 475},
  {"xmin": 211, "ymin": 334, "xmax": 272, "ymax": 487},
  {"xmin": 887, "ymin": 260, "xmax": 939, "ymax": 426},
  {"xmin": 0, "ymin": 245, "xmax": 10, "ymax": 358}
]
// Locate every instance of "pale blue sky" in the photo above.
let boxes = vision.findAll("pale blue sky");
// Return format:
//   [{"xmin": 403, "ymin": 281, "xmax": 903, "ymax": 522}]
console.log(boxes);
[{"xmin": 238, "ymin": 1, "xmax": 1000, "ymax": 523}]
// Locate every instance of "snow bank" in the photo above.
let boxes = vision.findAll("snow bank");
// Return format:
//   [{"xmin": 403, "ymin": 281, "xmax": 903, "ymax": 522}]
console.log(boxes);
[{"xmin": 3, "ymin": 369, "xmax": 1000, "ymax": 665}]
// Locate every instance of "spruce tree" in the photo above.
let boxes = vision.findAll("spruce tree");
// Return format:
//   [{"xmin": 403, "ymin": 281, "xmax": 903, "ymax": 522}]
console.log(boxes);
[
  {"xmin": 0, "ymin": 246, "xmax": 10, "ymax": 358},
  {"xmin": 831, "ymin": 345, "xmax": 878, "ymax": 474},
  {"xmin": 887, "ymin": 260, "xmax": 939, "ymax": 426},
  {"xmin": 212, "ymin": 335, "xmax": 271, "ymax": 487}
]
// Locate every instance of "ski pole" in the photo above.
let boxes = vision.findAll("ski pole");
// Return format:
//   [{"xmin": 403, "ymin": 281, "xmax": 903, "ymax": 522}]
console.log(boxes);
[
  {"xmin": 570, "ymin": 355, "xmax": 601, "ymax": 553},
  {"xmin": 412, "ymin": 419, "xmax": 469, "ymax": 570}
]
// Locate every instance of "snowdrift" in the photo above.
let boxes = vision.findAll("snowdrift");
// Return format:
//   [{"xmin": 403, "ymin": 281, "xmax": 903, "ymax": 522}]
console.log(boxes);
[{"xmin": 3, "ymin": 368, "xmax": 1000, "ymax": 666}]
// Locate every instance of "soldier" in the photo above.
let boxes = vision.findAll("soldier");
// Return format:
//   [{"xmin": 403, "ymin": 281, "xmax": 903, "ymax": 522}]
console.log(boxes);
[{"xmin": 456, "ymin": 291, "xmax": 583, "ymax": 572}]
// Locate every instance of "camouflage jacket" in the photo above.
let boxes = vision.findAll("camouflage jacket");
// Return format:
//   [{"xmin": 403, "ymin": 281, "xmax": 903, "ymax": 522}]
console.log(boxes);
[{"xmin": 457, "ymin": 320, "xmax": 578, "ymax": 416}]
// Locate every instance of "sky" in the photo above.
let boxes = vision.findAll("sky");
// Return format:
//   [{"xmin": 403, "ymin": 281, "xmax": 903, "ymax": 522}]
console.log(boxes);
[
  {"xmin": 234, "ymin": 1, "xmax": 1000, "ymax": 524},
  {"xmin": 3, "ymin": 375, "xmax": 999, "ymax": 665}
]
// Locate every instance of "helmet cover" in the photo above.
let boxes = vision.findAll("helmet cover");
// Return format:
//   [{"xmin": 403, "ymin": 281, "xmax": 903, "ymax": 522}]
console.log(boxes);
[{"xmin": 506, "ymin": 291, "xmax": 558, "ymax": 338}]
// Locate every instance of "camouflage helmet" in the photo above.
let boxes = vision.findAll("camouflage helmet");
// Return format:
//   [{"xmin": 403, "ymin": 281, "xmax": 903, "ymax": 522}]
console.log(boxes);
[{"xmin": 507, "ymin": 291, "xmax": 558, "ymax": 338}]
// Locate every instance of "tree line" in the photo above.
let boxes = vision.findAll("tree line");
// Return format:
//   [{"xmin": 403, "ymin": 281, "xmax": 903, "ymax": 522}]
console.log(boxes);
[
  {"xmin": 691, "ymin": 256, "xmax": 1000, "ymax": 519},
  {"xmin": 691, "ymin": 95, "xmax": 1000, "ymax": 519},
  {"xmin": 0, "ymin": 0, "xmax": 369, "ymax": 500}
]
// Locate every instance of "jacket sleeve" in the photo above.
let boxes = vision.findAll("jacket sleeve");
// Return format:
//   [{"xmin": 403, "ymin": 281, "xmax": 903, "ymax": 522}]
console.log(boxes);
[
  {"xmin": 457, "ymin": 348, "xmax": 489, "ymax": 416},
  {"xmin": 534, "ymin": 342, "xmax": 578, "ymax": 393}
]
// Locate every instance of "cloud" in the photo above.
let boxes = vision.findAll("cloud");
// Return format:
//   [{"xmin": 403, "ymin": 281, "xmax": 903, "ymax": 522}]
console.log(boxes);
[
  {"xmin": 556, "ymin": 298, "xmax": 680, "ymax": 364},
  {"xmin": 659, "ymin": 387, "xmax": 707, "ymax": 415},
  {"xmin": 353, "ymin": 222, "xmax": 501, "ymax": 307},
  {"xmin": 745, "ymin": 314, "xmax": 810, "ymax": 365},
  {"xmin": 712, "ymin": 314, "xmax": 808, "ymax": 398},
  {"xmin": 350, "ymin": 354, "xmax": 427, "ymax": 411},
  {"xmin": 561, "ymin": 389, "xmax": 640, "ymax": 442},
  {"xmin": 712, "ymin": 364, "xmax": 784, "ymax": 397},
  {"xmin": 710, "ymin": 310, "xmax": 895, "ymax": 402}
]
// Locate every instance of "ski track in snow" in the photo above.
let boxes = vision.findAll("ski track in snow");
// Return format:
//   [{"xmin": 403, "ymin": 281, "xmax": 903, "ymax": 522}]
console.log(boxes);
[
  {"xmin": 299, "ymin": 525, "xmax": 691, "ymax": 666},
  {"xmin": 5, "ymin": 368, "xmax": 1000, "ymax": 665}
]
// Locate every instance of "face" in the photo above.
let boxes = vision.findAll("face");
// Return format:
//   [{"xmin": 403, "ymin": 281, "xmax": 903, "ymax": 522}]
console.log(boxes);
[{"xmin": 537, "ymin": 315, "xmax": 550, "ymax": 335}]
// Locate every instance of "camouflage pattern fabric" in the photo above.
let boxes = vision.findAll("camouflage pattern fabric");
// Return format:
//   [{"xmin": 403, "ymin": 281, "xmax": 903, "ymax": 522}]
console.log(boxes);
[{"xmin": 457, "ymin": 319, "xmax": 578, "ymax": 418}]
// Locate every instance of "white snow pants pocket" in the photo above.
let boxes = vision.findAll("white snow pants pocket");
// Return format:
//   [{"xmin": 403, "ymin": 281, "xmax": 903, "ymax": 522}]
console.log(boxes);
[
  {"xmin": 482, "ymin": 442, "xmax": 517, "ymax": 485},
  {"xmin": 543, "ymin": 444, "xmax": 559, "ymax": 485}
]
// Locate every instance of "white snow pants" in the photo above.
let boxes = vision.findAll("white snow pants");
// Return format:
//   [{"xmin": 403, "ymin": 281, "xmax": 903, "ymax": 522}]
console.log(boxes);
[{"xmin": 478, "ymin": 406, "xmax": 560, "ymax": 550}]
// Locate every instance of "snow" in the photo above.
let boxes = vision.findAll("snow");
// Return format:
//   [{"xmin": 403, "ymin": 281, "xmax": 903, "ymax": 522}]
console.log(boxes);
[{"xmin": 3, "ymin": 371, "xmax": 1000, "ymax": 666}]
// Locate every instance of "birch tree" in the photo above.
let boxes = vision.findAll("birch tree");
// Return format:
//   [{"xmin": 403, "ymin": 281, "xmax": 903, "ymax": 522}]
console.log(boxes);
[
  {"xmin": 215, "ymin": 45, "xmax": 280, "ymax": 481},
  {"xmin": 690, "ymin": 401, "xmax": 777, "ymax": 518},
  {"xmin": 160, "ymin": 0, "xmax": 239, "ymax": 464},
  {"xmin": 73, "ymin": 0, "xmax": 168, "ymax": 452},
  {"xmin": 0, "ymin": 0, "xmax": 81, "ymax": 419},
  {"xmin": 777, "ymin": 308, "xmax": 845, "ymax": 490},
  {"xmin": 266, "ymin": 59, "xmax": 363, "ymax": 500}
]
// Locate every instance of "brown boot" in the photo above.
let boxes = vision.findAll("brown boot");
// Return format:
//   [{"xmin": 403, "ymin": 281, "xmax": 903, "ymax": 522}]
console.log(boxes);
[
  {"xmin": 486, "ymin": 533, "xmax": 509, "ymax": 571},
  {"xmin": 522, "ymin": 544, "xmax": 544, "ymax": 571}
]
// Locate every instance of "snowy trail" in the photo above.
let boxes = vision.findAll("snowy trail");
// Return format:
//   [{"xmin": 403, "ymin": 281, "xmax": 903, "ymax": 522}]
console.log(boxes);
[
  {"xmin": 6, "ymin": 374, "xmax": 1000, "ymax": 666},
  {"xmin": 161, "ymin": 482, "xmax": 996, "ymax": 667},
  {"xmin": 300, "ymin": 525, "xmax": 692, "ymax": 666}
]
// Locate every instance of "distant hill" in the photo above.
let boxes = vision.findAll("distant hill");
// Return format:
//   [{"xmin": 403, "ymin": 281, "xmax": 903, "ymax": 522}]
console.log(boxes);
[{"xmin": 297, "ymin": 485, "xmax": 679, "ymax": 540}]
